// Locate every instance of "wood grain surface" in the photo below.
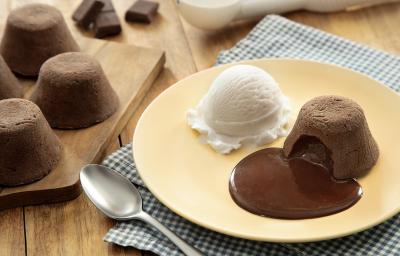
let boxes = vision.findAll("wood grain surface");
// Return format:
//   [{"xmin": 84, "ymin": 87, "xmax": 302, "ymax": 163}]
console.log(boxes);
[{"xmin": 1, "ymin": 0, "xmax": 400, "ymax": 255}]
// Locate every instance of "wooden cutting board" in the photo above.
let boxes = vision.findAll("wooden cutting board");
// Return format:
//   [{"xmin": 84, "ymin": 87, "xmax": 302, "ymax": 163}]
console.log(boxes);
[{"xmin": 0, "ymin": 36, "xmax": 165, "ymax": 210}]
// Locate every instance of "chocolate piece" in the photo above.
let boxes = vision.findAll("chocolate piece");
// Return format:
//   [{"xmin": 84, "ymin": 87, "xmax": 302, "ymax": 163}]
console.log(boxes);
[
  {"xmin": 99, "ymin": 0, "xmax": 115, "ymax": 12},
  {"xmin": 72, "ymin": 0, "xmax": 104, "ymax": 28},
  {"xmin": 30, "ymin": 52, "xmax": 119, "ymax": 129},
  {"xmin": 0, "ymin": 55, "xmax": 22, "ymax": 99},
  {"xmin": 0, "ymin": 99, "xmax": 62, "ymax": 186},
  {"xmin": 229, "ymin": 148, "xmax": 362, "ymax": 219},
  {"xmin": 0, "ymin": 4, "xmax": 80, "ymax": 76},
  {"xmin": 283, "ymin": 95, "xmax": 379, "ymax": 179},
  {"xmin": 125, "ymin": 0, "xmax": 159, "ymax": 23},
  {"xmin": 94, "ymin": 11, "xmax": 121, "ymax": 38}
]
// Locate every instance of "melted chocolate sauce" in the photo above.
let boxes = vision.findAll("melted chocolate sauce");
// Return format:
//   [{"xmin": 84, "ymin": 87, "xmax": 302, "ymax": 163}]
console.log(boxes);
[{"xmin": 229, "ymin": 148, "xmax": 362, "ymax": 219}]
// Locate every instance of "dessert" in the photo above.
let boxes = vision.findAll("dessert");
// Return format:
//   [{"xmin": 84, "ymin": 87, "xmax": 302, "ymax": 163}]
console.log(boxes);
[
  {"xmin": 125, "ymin": 0, "xmax": 159, "ymax": 24},
  {"xmin": 187, "ymin": 65, "xmax": 291, "ymax": 154},
  {"xmin": 0, "ymin": 4, "xmax": 79, "ymax": 76},
  {"xmin": 0, "ymin": 55, "xmax": 22, "ymax": 99},
  {"xmin": 0, "ymin": 99, "xmax": 62, "ymax": 186},
  {"xmin": 72, "ymin": 0, "xmax": 105, "ymax": 28},
  {"xmin": 229, "ymin": 95, "xmax": 378, "ymax": 219},
  {"xmin": 30, "ymin": 52, "xmax": 119, "ymax": 129},
  {"xmin": 283, "ymin": 95, "xmax": 379, "ymax": 179}
]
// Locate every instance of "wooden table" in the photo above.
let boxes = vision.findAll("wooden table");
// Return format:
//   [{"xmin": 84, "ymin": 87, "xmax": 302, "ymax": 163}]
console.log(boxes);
[{"xmin": 1, "ymin": 0, "xmax": 400, "ymax": 255}]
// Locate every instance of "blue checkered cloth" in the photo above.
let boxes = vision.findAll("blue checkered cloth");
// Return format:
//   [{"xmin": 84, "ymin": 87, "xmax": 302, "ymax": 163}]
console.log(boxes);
[{"xmin": 103, "ymin": 15, "xmax": 400, "ymax": 256}]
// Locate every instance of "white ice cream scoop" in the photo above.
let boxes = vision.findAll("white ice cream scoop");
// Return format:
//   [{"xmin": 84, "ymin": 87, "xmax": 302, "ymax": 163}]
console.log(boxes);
[
  {"xmin": 187, "ymin": 65, "xmax": 291, "ymax": 154},
  {"xmin": 177, "ymin": 0, "xmax": 398, "ymax": 30}
]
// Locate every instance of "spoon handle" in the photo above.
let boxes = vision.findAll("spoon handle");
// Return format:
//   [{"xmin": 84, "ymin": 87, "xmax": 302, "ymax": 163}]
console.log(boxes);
[{"xmin": 137, "ymin": 211, "xmax": 203, "ymax": 256}]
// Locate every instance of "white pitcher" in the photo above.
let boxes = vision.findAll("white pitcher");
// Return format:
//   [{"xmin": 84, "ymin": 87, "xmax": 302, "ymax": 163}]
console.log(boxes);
[{"xmin": 177, "ymin": 0, "xmax": 398, "ymax": 30}]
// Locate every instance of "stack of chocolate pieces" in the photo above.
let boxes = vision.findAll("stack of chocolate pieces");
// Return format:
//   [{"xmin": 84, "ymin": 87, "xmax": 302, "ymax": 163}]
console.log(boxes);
[
  {"xmin": 72, "ymin": 0, "xmax": 159, "ymax": 38},
  {"xmin": 72, "ymin": 0, "xmax": 121, "ymax": 38}
]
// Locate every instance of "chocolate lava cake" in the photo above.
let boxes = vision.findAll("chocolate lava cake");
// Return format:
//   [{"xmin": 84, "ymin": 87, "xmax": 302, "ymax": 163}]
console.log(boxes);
[
  {"xmin": 0, "ymin": 4, "xmax": 79, "ymax": 76},
  {"xmin": 0, "ymin": 55, "xmax": 22, "ymax": 99},
  {"xmin": 283, "ymin": 95, "xmax": 379, "ymax": 179},
  {"xmin": 30, "ymin": 52, "xmax": 119, "ymax": 129},
  {"xmin": 0, "ymin": 99, "xmax": 62, "ymax": 186}
]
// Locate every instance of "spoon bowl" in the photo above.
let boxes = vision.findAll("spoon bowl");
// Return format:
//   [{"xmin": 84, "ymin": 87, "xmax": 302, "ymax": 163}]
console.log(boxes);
[{"xmin": 80, "ymin": 164, "xmax": 142, "ymax": 220}]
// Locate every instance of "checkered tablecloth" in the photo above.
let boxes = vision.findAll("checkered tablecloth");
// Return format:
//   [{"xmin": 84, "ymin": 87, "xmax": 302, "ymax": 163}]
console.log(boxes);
[{"xmin": 103, "ymin": 15, "xmax": 400, "ymax": 256}]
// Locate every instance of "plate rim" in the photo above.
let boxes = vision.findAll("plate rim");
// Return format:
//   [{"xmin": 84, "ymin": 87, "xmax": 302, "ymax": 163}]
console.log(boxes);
[{"xmin": 133, "ymin": 58, "xmax": 400, "ymax": 242}]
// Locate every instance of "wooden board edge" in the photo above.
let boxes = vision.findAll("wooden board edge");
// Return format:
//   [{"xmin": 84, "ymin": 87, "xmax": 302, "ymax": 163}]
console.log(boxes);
[{"xmin": 0, "ymin": 182, "xmax": 81, "ymax": 211}]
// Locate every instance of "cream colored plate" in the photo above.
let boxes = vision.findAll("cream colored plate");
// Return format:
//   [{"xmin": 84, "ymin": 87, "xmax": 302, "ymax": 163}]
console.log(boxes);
[{"xmin": 133, "ymin": 59, "xmax": 400, "ymax": 242}]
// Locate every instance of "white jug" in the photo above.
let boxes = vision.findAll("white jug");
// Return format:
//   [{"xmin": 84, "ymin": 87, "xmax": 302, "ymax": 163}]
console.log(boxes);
[{"xmin": 177, "ymin": 0, "xmax": 398, "ymax": 30}]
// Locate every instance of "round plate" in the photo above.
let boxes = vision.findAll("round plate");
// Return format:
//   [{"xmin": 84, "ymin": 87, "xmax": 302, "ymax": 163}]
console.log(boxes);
[{"xmin": 133, "ymin": 59, "xmax": 400, "ymax": 242}]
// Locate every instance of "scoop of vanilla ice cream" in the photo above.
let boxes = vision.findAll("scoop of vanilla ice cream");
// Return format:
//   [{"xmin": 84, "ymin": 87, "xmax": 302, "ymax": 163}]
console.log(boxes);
[{"xmin": 187, "ymin": 64, "xmax": 291, "ymax": 154}]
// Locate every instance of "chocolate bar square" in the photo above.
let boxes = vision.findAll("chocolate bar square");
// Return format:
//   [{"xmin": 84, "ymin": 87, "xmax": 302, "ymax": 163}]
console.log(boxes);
[
  {"xmin": 99, "ymin": 0, "xmax": 115, "ymax": 12},
  {"xmin": 94, "ymin": 11, "xmax": 121, "ymax": 38},
  {"xmin": 72, "ymin": 0, "xmax": 104, "ymax": 28},
  {"xmin": 125, "ymin": 0, "xmax": 159, "ymax": 24}
]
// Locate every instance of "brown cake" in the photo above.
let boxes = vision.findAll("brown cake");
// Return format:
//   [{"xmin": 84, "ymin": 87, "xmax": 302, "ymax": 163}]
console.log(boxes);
[
  {"xmin": 283, "ymin": 95, "xmax": 379, "ymax": 180},
  {"xmin": 0, "ymin": 55, "xmax": 22, "ymax": 99},
  {"xmin": 30, "ymin": 52, "xmax": 119, "ymax": 129},
  {"xmin": 0, "ymin": 99, "xmax": 62, "ymax": 186},
  {"xmin": 0, "ymin": 4, "xmax": 79, "ymax": 76}
]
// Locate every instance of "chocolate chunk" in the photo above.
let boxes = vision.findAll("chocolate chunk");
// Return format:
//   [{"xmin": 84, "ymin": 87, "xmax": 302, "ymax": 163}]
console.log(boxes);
[
  {"xmin": 99, "ymin": 0, "xmax": 115, "ymax": 12},
  {"xmin": 94, "ymin": 11, "xmax": 121, "ymax": 38},
  {"xmin": 125, "ymin": 0, "xmax": 159, "ymax": 24},
  {"xmin": 92, "ymin": 0, "xmax": 121, "ymax": 38},
  {"xmin": 72, "ymin": 0, "xmax": 104, "ymax": 28}
]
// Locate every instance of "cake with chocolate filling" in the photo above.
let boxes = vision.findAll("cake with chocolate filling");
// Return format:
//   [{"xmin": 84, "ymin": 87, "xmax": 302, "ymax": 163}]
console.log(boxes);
[
  {"xmin": 30, "ymin": 52, "xmax": 119, "ymax": 129},
  {"xmin": 0, "ymin": 99, "xmax": 62, "ymax": 186},
  {"xmin": 0, "ymin": 4, "xmax": 79, "ymax": 76},
  {"xmin": 283, "ymin": 95, "xmax": 379, "ymax": 179},
  {"xmin": 0, "ymin": 55, "xmax": 22, "ymax": 99}
]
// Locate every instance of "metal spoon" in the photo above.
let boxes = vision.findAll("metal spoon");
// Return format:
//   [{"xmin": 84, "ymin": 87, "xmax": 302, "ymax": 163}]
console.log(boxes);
[{"xmin": 80, "ymin": 164, "xmax": 203, "ymax": 256}]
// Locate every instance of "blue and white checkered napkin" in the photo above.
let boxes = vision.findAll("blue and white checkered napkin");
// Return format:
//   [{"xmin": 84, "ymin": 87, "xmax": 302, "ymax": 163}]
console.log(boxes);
[{"xmin": 103, "ymin": 15, "xmax": 400, "ymax": 255}]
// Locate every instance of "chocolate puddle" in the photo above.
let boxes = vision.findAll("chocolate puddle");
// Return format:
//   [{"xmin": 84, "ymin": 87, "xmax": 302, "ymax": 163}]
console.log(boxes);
[{"xmin": 229, "ymin": 148, "xmax": 362, "ymax": 219}]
